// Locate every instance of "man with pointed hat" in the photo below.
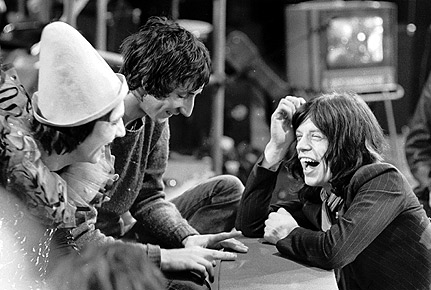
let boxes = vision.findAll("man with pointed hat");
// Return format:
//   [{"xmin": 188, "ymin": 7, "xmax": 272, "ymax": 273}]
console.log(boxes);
[{"xmin": 0, "ymin": 21, "xmax": 127, "ymax": 285}]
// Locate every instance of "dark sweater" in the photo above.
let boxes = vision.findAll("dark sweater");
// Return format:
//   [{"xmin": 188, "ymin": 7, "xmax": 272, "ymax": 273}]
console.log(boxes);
[{"xmin": 96, "ymin": 114, "xmax": 198, "ymax": 262}]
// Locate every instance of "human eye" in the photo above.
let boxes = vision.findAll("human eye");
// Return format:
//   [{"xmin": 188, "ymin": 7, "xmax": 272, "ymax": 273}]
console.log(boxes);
[
  {"xmin": 311, "ymin": 132, "xmax": 325, "ymax": 141},
  {"xmin": 110, "ymin": 117, "xmax": 122, "ymax": 126},
  {"xmin": 296, "ymin": 132, "xmax": 303, "ymax": 141}
]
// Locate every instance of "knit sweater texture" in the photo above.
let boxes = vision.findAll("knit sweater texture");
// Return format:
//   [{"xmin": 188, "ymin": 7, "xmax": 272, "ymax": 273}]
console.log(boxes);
[{"xmin": 95, "ymin": 115, "xmax": 199, "ymax": 264}]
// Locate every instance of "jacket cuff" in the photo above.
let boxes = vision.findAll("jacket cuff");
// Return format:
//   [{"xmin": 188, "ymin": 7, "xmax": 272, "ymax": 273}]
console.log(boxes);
[{"xmin": 256, "ymin": 154, "xmax": 283, "ymax": 175}]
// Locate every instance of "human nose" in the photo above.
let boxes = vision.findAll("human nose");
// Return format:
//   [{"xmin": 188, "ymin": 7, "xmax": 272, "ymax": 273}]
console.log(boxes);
[
  {"xmin": 116, "ymin": 118, "xmax": 126, "ymax": 138},
  {"xmin": 296, "ymin": 136, "xmax": 311, "ymax": 152},
  {"xmin": 179, "ymin": 96, "xmax": 195, "ymax": 117}
]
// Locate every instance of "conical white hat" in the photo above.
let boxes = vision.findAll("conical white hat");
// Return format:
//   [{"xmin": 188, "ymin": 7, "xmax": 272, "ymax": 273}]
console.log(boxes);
[{"xmin": 32, "ymin": 21, "xmax": 128, "ymax": 127}]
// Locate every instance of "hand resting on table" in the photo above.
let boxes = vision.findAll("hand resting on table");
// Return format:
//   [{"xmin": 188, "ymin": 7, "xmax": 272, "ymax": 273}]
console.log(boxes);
[{"xmin": 264, "ymin": 208, "xmax": 299, "ymax": 245}]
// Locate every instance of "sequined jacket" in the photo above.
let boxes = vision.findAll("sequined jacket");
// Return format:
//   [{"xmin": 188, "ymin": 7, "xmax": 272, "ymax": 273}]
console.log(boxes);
[{"xmin": 0, "ymin": 66, "xmax": 134, "ymax": 285}]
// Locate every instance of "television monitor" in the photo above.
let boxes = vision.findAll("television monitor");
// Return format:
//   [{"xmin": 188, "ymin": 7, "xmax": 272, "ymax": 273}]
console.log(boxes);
[{"xmin": 285, "ymin": 1, "xmax": 397, "ymax": 94}]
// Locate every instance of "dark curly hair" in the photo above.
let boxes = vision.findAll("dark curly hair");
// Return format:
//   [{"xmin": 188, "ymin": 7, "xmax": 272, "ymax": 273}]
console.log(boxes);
[
  {"xmin": 119, "ymin": 16, "xmax": 211, "ymax": 98},
  {"xmin": 286, "ymin": 92, "xmax": 388, "ymax": 200},
  {"xmin": 32, "ymin": 113, "xmax": 111, "ymax": 155}
]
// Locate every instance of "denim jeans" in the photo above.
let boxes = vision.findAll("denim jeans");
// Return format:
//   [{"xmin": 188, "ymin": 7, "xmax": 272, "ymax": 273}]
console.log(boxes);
[
  {"xmin": 123, "ymin": 175, "xmax": 243, "ymax": 290},
  {"xmin": 170, "ymin": 174, "xmax": 244, "ymax": 234},
  {"xmin": 164, "ymin": 175, "xmax": 243, "ymax": 289}
]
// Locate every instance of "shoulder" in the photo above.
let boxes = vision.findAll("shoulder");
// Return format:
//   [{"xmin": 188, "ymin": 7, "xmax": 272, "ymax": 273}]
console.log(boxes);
[
  {"xmin": 354, "ymin": 162, "xmax": 398, "ymax": 177},
  {"xmin": 3, "ymin": 134, "xmax": 77, "ymax": 227},
  {"xmin": 0, "ymin": 66, "xmax": 32, "ymax": 120},
  {"xmin": 349, "ymin": 162, "xmax": 404, "ymax": 192},
  {"xmin": 1, "ymin": 117, "xmax": 38, "ymax": 169},
  {"xmin": 127, "ymin": 116, "xmax": 168, "ymax": 138}
]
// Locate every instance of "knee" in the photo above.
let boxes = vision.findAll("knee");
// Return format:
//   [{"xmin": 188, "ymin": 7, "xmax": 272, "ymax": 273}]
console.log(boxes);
[{"xmin": 216, "ymin": 174, "xmax": 244, "ymax": 198}]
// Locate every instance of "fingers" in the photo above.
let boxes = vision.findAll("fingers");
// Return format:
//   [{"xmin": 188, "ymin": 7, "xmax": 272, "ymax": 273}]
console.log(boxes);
[
  {"xmin": 201, "ymin": 257, "xmax": 216, "ymax": 283},
  {"xmin": 207, "ymin": 230, "xmax": 243, "ymax": 245},
  {"xmin": 264, "ymin": 212, "xmax": 282, "ymax": 238},
  {"xmin": 264, "ymin": 220, "xmax": 285, "ymax": 245},
  {"xmin": 220, "ymin": 238, "xmax": 249, "ymax": 253},
  {"xmin": 263, "ymin": 227, "xmax": 277, "ymax": 245},
  {"xmin": 264, "ymin": 225, "xmax": 274, "ymax": 241},
  {"xmin": 210, "ymin": 249, "xmax": 237, "ymax": 261},
  {"xmin": 187, "ymin": 256, "xmax": 215, "ymax": 283},
  {"xmin": 161, "ymin": 247, "xmax": 227, "ymax": 283},
  {"xmin": 272, "ymin": 96, "xmax": 303, "ymax": 125},
  {"xmin": 191, "ymin": 246, "xmax": 238, "ymax": 261},
  {"xmin": 280, "ymin": 95, "xmax": 306, "ymax": 107},
  {"xmin": 192, "ymin": 249, "xmax": 235, "ymax": 282},
  {"xmin": 277, "ymin": 207, "xmax": 289, "ymax": 215},
  {"xmin": 205, "ymin": 231, "xmax": 249, "ymax": 253},
  {"xmin": 266, "ymin": 211, "xmax": 279, "ymax": 223},
  {"xmin": 277, "ymin": 96, "xmax": 305, "ymax": 114}
]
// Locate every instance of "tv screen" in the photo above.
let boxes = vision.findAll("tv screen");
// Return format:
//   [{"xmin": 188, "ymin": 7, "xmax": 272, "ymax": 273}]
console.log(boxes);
[
  {"xmin": 326, "ymin": 16, "xmax": 385, "ymax": 69},
  {"xmin": 285, "ymin": 1, "xmax": 397, "ymax": 93}
]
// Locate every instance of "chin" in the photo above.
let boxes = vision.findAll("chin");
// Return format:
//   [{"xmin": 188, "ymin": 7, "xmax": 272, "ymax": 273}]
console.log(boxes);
[
  {"xmin": 88, "ymin": 151, "xmax": 104, "ymax": 164},
  {"xmin": 304, "ymin": 178, "xmax": 321, "ymax": 187},
  {"xmin": 87, "ymin": 157, "xmax": 99, "ymax": 164}
]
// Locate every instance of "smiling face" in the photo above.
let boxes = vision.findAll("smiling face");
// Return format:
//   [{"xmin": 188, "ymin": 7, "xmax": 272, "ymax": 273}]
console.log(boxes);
[
  {"xmin": 296, "ymin": 118, "xmax": 332, "ymax": 190},
  {"xmin": 136, "ymin": 84, "xmax": 204, "ymax": 123},
  {"xmin": 75, "ymin": 101, "xmax": 126, "ymax": 164}
]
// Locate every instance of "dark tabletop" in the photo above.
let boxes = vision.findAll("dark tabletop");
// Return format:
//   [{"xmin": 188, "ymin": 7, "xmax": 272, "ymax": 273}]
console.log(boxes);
[{"xmin": 213, "ymin": 237, "xmax": 338, "ymax": 290}]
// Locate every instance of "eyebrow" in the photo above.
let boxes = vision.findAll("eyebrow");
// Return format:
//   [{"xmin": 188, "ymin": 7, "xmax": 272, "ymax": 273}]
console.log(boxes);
[
  {"xmin": 309, "ymin": 129, "xmax": 323, "ymax": 133},
  {"xmin": 296, "ymin": 128, "xmax": 323, "ymax": 135}
]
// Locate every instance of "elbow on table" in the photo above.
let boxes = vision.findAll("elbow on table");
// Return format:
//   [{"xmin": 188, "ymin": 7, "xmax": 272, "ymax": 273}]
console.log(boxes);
[
  {"xmin": 276, "ymin": 244, "xmax": 348, "ymax": 270},
  {"xmin": 313, "ymin": 253, "xmax": 350, "ymax": 270},
  {"xmin": 297, "ymin": 256, "xmax": 346, "ymax": 271},
  {"xmin": 241, "ymin": 228, "xmax": 263, "ymax": 238},
  {"xmin": 235, "ymin": 217, "xmax": 265, "ymax": 238},
  {"xmin": 315, "ymin": 259, "xmax": 342, "ymax": 271},
  {"xmin": 236, "ymin": 223, "xmax": 264, "ymax": 238}
]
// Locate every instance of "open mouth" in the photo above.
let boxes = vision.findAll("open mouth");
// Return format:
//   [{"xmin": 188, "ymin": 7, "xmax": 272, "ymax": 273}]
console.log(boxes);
[{"xmin": 300, "ymin": 157, "xmax": 320, "ymax": 169}]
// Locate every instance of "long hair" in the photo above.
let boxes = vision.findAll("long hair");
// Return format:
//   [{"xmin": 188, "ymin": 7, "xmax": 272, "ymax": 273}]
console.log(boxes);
[
  {"xmin": 287, "ymin": 92, "xmax": 387, "ymax": 198},
  {"xmin": 120, "ymin": 16, "xmax": 211, "ymax": 98}
]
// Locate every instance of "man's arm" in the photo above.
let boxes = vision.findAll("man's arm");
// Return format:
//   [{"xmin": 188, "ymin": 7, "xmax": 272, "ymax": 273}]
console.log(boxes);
[
  {"xmin": 276, "ymin": 165, "xmax": 405, "ymax": 270},
  {"xmin": 235, "ymin": 155, "xmax": 280, "ymax": 237},
  {"xmin": 73, "ymin": 220, "xmax": 163, "ymax": 267},
  {"xmin": 73, "ymin": 219, "xmax": 238, "ymax": 283},
  {"xmin": 130, "ymin": 121, "xmax": 199, "ymax": 247},
  {"xmin": 236, "ymin": 96, "xmax": 305, "ymax": 237}
]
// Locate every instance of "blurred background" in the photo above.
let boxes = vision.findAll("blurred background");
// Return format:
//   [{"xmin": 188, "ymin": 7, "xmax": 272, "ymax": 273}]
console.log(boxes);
[{"xmin": 0, "ymin": 0, "xmax": 429, "ymax": 200}]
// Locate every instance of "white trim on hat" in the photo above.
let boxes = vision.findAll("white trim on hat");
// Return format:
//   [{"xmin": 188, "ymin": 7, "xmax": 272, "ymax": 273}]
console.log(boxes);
[{"xmin": 33, "ymin": 74, "xmax": 128, "ymax": 127}]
